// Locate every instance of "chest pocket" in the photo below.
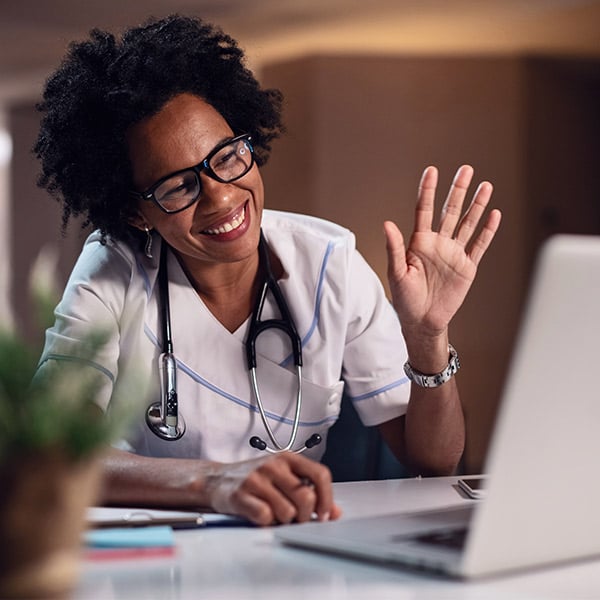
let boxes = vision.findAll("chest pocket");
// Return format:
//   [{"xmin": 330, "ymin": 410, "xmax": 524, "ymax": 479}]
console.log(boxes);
[{"xmin": 247, "ymin": 355, "xmax": 345, "ymax": 461}]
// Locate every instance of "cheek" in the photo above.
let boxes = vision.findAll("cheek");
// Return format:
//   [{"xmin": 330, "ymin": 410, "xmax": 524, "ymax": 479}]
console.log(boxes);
[
  {"xmin": 158, "ymin": 214, "xmax": 191, "ymax": 237},
  {"xmin": 249, "ymin": 169, "xmax": 265, "ymax": 207},
  {"xmin": 144, "ymin": 208, "xmax": 191, "ymax": 239}
]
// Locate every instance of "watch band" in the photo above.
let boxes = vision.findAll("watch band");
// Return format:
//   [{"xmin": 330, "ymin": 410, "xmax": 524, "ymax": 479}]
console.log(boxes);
[{"xmin": 403, "ymin": 344, "xmax": 460, "ymax": 388}]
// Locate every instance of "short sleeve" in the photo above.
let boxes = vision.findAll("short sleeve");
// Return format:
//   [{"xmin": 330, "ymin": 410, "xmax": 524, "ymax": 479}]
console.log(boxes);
[
  {"xmin": 37, "ymin": 234, "xmax": 135, "ymax": 413},
  {"xmin": 341, "ymin": 250, "xmax": 410, "ymax": 426}
]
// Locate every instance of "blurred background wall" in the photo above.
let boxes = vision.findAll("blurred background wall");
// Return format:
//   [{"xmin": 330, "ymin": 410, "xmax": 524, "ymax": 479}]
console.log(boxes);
[{"xmin": 1, "ymin": 1, "xmax": 599, "ymax": 473}]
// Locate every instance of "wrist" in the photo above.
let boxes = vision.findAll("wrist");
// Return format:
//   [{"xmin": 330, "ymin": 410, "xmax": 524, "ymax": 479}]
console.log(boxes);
[
  {"xmin": 403, "ymin": 329, "xmax": 449, "ymax": 374},
  {"xmin": 187, "ymin": 460, "xmax": 222, "ymax": 510},
  {"xmin": 404, "ymin": 344, "xmax": 460, "ymax": 388}
]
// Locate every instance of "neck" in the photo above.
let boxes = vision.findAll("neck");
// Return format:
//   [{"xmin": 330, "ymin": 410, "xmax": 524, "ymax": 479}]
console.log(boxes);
[{"xmin": 175, "ymin": 251, "xmax": 262, "ymax": 333}]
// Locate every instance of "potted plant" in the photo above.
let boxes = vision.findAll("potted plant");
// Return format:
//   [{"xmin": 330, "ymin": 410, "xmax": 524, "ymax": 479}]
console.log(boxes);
[{"xmin": 0, "ymin": 252, "xmax": 140, "ymax": 599}]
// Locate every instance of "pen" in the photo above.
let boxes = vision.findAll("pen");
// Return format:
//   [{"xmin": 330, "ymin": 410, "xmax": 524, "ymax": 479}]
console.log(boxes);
[{"xmin": 90, "ymin": 511, "xmax": 204, "ymax": 530}]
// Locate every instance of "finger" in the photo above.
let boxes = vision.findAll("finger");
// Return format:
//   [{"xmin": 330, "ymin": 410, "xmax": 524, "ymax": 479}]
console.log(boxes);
[
  {"xmin": 232, "ymin": 469, "xmax": 297, "ymax": 526},
  {"xmin": 383, "ymin": 221, "xmax": 407, "ymax": 283},
  {"xmin": 467, "ymin": 208, "xmax": 502, "ymax": 266},
  {"xmin": 330, "ymin": 503, "xmax": 343, "ymax": 520},
  {"xmin": 289, "ymin": 455, "xmax": 335, "ymax": 522},
  {"xmin": 269, "ymin": 466, "xmax": 318, "ymax": 524},
  {"xmin": 246, "ymin": 455, "xmax": 322, "ymax": 525},
  {"xmin": 414, "ymin": 166, "xmax": 438, "ymax": 233},
  {"xmin": 232, "ymin": 493, "xmax": 278, "ymax": 527},
  {"xmin": 454, "ymin": 181, "xmax": 494, "ymax": 246},
  {"xmin": 439, "ymin": 165, "xmax": 474, "ymax": 237},
  {"xmin": 290, "ymin": 477, "xmax": 318, "ymax": 523},
  {"xmin": 295, "ymin": 479, "xmax": 343, "ymax": 522}
]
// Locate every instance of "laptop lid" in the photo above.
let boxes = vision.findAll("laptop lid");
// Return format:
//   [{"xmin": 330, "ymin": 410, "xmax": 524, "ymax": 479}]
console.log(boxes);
[
  {"xmin": 276, "ymin": 234, "xmax": 600, "ymax": 579},
  {"xmin": 461, "ymin": 234, "xmax": 600, "ymax": 576}
]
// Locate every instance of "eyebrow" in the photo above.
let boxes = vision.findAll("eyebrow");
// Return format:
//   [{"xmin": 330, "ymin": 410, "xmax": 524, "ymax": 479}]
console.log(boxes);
[{"xmin": 150, "ymin": 134, "xmax": 236, "ymax": 186}]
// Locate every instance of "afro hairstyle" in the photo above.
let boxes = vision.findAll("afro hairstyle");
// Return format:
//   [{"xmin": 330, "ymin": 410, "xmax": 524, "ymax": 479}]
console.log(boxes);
[{"xmin": 34, "ymin": 14, "xmax": 284, "ymax": 243}]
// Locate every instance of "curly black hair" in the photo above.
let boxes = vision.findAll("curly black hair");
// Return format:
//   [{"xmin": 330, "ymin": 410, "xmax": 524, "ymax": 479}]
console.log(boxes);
[{"xmin": 34, "ymin": 14, "xmax": 284, "ymax": 242}]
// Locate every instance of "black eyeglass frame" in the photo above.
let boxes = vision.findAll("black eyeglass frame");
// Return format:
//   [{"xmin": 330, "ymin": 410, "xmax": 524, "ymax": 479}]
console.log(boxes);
[{"xmin": 129, "ymin": 133, "xmax": 254, "ymax": 214}]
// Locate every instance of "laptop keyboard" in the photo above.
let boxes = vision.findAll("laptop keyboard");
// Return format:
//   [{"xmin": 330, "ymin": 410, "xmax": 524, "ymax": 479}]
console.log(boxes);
[{"xmin": 413, "ymin": 527, "xmax": 468, "ymax": 550}]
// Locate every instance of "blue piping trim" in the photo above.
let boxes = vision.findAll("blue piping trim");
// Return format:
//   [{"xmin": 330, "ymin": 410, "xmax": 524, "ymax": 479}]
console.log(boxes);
[
  {"xmin": 176, "ymin": 360, "xmax": 337, "ymax": 428},
  {"xmin": 347, "ymin": 377, "xmax": 409, "ymax": 402},
  {"xmin": 38, "ymin": 354, "xmax": 115, "ymax": 383},
  {"xmin": 280, "ymin": 240, "xmax": 335, "ymax": 368},
  {"xmin": 144, "ymin": 324, "xmax": 160, "ymax": 348}
]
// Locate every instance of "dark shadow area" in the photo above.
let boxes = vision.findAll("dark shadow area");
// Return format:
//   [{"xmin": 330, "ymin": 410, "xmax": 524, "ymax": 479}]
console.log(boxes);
[{"xmin": 321, "ymin": 395, "xmax": 409, "ymax": 482}]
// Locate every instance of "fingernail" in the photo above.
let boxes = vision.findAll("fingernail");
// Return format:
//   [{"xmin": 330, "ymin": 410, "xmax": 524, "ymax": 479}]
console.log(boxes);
[{"xmin": 320, "ymin": 511, "xmax": 330, "ymax": 522}]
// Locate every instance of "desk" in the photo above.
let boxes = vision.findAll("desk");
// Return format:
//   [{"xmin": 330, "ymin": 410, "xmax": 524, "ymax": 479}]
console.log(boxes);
[{"xmin": 74, "ymin": 477, "xmax": 600, "ymax": 599}]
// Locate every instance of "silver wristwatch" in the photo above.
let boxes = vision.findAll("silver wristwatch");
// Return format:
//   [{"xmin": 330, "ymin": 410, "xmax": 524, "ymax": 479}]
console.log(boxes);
[{"xmin": 403, "ymin": 344, "xmax": 460, "ymax": 388}]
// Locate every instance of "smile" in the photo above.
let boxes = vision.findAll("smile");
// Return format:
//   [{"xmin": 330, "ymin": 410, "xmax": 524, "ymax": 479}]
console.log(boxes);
[{"xmin": 202, "ymin": 204, "xmax": 247, "ymax": 235}]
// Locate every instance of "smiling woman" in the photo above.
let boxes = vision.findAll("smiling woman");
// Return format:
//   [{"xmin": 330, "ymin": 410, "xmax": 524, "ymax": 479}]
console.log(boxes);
[
  {"xmin": 126, "ymin": 94, "xmax": 264, "ymax": 277},
  {"xmin": 33, "ymin": 14, "xmax": 500, "ymax": 526}
]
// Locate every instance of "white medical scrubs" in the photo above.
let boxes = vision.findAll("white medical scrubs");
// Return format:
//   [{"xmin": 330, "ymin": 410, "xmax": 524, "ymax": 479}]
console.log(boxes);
[{"xmin": 39, "ymin": 210, "xmax": 410, "ymax": 462}]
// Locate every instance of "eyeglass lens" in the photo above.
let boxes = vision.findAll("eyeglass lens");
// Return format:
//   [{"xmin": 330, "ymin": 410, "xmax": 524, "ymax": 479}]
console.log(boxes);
[{"xmin": 154, "ymin": 137, "xmax": 252, "ymax": 212}]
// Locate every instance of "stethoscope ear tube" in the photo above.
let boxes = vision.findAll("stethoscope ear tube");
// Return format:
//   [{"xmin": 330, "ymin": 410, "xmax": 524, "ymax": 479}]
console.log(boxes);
[
  {"xmin": 246, "ymin": 231, "xmax": 302, "ymax": 370},
  {"xmin": 249, "ymin": 363, "xmax": 303, "ymax": 452},
  {"xmin": 249, "ymin": 432, "xmax": 322, "ymax": 454}
]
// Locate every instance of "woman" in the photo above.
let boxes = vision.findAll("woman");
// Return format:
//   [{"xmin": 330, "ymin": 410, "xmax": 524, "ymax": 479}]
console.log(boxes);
[{"xmin": 35, "ymin": 15, "xmax": 501, "ymax": 526}]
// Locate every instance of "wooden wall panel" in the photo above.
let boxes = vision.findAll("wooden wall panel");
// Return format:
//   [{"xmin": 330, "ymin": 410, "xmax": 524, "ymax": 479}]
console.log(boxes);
[{"xmin": 260, "ymin": 55, "xmax": 600, "ymax": 472}]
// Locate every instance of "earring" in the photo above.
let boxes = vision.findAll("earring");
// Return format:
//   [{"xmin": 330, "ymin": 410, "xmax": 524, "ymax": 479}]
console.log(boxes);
[{"xmin": 144, "ymin": 225, "xmax": 153, "ymax": 259}]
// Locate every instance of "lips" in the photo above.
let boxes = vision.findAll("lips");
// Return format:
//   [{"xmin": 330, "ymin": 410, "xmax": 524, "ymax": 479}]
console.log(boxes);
[{"xmin": 201, "ymin": 202, "xmax": 247, "ymax": 236}]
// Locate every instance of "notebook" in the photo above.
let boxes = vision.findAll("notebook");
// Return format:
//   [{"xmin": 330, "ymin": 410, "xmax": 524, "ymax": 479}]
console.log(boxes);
[{"xmin": 276, "ymin": 234, "xmax": 600, "ymax": 578}]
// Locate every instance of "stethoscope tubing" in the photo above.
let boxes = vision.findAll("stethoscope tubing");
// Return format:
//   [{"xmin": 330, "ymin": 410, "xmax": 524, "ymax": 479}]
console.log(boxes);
[
  {"xmin": 145, "ymin": 241, "xmax": 186, "ymax": 440},
  {"xmin": 249, "ymin": 364, "xmax": 302, "ymax": 452},
  {"xmin": 147, "ymin": 232, "xmax": 321, "ymax": 454}
]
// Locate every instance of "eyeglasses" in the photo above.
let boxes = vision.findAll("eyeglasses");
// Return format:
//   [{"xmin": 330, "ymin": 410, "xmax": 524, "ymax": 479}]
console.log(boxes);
[{"xmin": 131, "ymin": 134, "xmax": 254, "ymax": 214}]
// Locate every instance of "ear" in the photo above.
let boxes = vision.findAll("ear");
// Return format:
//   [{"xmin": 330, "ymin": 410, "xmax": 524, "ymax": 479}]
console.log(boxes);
[{"xmin": 129, "ymin": 211, "xmax": 152, "ymax": 232}]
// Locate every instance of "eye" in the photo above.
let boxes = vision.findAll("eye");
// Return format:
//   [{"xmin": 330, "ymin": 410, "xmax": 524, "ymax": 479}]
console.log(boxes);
[
  {"xmin": 157, "ymin": 172, "xmax": 198, "ymax": 201},
  {"xmin": 213, "ymin": 149, "xmax": 237, "ymax": 168}
]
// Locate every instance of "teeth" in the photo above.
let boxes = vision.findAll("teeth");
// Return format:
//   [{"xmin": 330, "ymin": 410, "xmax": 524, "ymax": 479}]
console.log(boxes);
[{"xmin": 204, "ymin": 207, "xmax": 246, "ymax": 235}]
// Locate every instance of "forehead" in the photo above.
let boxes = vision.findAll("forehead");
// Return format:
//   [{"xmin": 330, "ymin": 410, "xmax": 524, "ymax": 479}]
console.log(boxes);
[{"xmin": 127, "ymin": 93, "xmax": 234, "ymax": 189}]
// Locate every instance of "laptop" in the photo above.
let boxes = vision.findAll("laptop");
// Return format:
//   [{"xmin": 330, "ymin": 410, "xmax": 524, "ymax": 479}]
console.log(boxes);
[{"xmin": 276, "ymin": 234, "xmax": 600, "ymax": 578}]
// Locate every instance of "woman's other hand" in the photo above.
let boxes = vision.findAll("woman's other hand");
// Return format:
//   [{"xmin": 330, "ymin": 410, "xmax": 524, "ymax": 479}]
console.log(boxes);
[{"xmin": 204, "ymin": 452, "xmax": 342, "ymax": 526}]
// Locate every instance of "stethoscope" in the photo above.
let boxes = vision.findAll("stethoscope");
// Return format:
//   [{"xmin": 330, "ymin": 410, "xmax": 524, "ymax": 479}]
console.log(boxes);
[{"xmin": 145, "ymin": 231, "xmax": 322, "ymax": 454}]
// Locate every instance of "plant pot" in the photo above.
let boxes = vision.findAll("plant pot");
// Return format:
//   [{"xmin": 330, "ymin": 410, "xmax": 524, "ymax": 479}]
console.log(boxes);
[{"xmin": 0, "ymin": 450, "xmax": 103, "ymax": 599}]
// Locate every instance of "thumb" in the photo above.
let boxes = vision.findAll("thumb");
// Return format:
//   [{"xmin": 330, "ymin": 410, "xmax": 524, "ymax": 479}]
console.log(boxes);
[{"xmin": 383, "ymin": 220, "xmax": 407, "ymax": 282}]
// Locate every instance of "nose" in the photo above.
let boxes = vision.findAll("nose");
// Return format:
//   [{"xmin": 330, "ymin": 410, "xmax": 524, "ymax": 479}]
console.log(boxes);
[{"xmin": 197, "ymin": 171, "xmax": 236, "ymax": 210}]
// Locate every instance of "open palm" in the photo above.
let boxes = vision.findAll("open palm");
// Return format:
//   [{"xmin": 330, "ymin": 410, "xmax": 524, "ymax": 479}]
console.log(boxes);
[{"xmin": 384, "ymin": 165, "xmax": 502, "ymax": 338}]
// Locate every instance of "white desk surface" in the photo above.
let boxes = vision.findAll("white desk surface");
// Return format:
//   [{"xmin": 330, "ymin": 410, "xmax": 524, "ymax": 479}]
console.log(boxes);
[{"xmin": 74, "ymin": 477, "xmax": 600, "ymax": 599}]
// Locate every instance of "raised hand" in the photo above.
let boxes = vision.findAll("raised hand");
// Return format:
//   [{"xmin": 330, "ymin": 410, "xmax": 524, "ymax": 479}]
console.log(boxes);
[{"xmin": 383, "ymin": 165, "xmax": 501, "ymax": 340}]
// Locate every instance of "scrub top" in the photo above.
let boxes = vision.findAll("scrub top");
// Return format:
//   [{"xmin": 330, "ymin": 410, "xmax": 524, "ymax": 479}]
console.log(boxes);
[{"xmin": 38, "ymin": 210, "xmax": 410, "ymax": 462}]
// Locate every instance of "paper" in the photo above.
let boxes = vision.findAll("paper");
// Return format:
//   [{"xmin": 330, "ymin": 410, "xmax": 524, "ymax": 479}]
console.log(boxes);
[
  {"xmin": 85, "ymin": 525, "xmax": 174, "ymax": 548},
  {"xmin": 84, "ymin": 525, "xmax": 177, "ymax": 561}
]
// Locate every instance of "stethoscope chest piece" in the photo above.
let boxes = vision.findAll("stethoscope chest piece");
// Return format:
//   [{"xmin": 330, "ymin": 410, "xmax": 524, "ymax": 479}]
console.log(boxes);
[
  {"xmin": 146, "ymin": 351, "xmax": 186, "ymax": 440},
  {"xmin": 146, "ymin": 402, "xmax": 186, "ymax": 440}
]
